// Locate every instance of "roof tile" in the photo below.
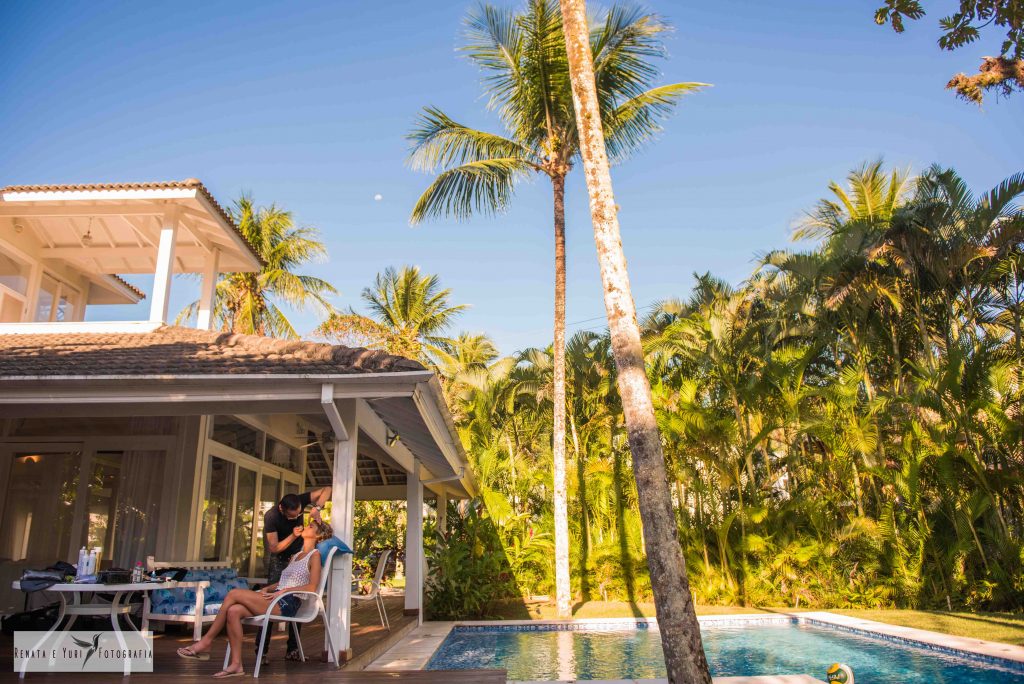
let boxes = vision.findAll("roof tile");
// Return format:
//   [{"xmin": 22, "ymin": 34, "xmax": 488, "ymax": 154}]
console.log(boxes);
[{"xmin": 0, "ymin": 326, "xmax": 425, "ymax": 377}]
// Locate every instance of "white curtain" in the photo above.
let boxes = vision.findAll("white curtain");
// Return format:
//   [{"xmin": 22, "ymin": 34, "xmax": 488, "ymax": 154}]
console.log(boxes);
[{"xmin": 112, "ymin": 449, "xmax": 164, "ymax": 569}]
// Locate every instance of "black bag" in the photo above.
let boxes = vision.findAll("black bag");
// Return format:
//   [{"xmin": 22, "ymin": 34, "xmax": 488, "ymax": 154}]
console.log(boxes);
[
  {"xmin": 0, "ymin": 604, "xmax": 58, "ymax": 634},
  {"xmin": 154, "ymin": 567, "xmax": 189, "ymax": 582}
]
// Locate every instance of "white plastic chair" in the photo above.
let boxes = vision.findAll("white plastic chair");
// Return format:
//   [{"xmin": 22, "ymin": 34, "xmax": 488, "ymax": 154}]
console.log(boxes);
[
  {"xmin": 223, "ymin": 546, "xmax": 339, "ymax": 678},
  {"xmin": 352, "ymin": 549, "xmax": 391, "ymax": 630}
]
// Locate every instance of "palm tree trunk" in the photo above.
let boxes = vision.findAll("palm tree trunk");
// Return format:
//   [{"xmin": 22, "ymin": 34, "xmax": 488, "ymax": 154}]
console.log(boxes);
[
  {"xmin": 559, "ymin": 3, "xmax": 712, "ymax": 681},
  {"xmin": 552, "ymin": 173, "xmax": 572, "ymax": 619}
]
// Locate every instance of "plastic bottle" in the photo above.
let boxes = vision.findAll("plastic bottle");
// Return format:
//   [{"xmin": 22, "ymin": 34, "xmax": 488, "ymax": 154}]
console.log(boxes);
[
  {"xmin": 133, "ymin": 562, "xmax": 144, "ymax": 583},
  {"xmin": 76, "ymin": 547, "xmax": 87, "ymax": 579}
]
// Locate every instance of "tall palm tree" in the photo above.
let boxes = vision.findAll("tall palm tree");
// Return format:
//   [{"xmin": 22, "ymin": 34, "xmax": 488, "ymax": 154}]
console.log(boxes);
[
  {"xmin": 317, "ymin": 265, "xmax": 467, "ymax": 365},
  {"xmin": 408, "ymin": 0, "xmax": 705, "ymax": 618},
  {"xmin": 178, "ymin": 195, "xmax": 335, "ymax": 338},
  {"xmin": 559, "ymin": 0, "xmax": 711, "ymax": 680}
]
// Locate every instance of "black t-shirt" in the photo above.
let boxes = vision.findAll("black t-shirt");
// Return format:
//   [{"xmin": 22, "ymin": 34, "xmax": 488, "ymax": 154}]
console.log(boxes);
[{"xmin": 263, "ymin": 491, "xmax": 312, "ymax": 560}]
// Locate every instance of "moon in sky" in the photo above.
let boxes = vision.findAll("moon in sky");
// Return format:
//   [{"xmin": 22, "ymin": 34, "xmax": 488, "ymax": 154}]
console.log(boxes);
[{"xmin": 374, "ymin": 193, "xmax": 383, "ymax": 201}]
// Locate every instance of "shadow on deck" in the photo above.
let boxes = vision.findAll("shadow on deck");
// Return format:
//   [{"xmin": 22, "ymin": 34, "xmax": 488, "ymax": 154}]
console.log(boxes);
[{"xmin": 0, "ymin": 593, "xmax": 438, "ymax": 681}]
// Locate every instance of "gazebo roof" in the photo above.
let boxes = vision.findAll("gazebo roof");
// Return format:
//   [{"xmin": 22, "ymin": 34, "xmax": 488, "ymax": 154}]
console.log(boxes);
[{"xmin": 0, "ymin": 179, "xmax": 263, "ymax": 275}]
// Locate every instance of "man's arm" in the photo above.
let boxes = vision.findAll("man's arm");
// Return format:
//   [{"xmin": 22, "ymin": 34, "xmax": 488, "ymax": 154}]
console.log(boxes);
[
  {"xmin": 308, "ymin": 486, "xmax": 331, "ymax": 521},
  {"xmin": 310, "ymin": 486, "xmax": 331, "ymax": 507},
  {"xmin": 265, "ymin": 527, "xmax": 303, "ymax": 554}
]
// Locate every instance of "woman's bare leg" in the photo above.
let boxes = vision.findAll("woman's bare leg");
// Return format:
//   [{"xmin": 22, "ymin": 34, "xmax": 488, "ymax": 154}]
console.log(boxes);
[
  {"xmin": 222, "ymin": 604, "xmax": 251, "ymax": 673},
  {"xmin": 192, "ymin": 590, "xmax": 270, "ymax": 652}
]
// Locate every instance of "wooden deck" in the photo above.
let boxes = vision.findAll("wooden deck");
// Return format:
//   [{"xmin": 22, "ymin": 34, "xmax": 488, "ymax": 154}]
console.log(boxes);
[{"xmin": 0, "ymin": 594, "xmax": 486, "ymax": 682}]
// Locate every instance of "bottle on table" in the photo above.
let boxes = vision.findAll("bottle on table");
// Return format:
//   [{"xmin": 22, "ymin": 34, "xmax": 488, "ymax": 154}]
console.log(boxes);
[{"xmin": 76, "ymin": 547, "xmax": 87, "ymax": 579}]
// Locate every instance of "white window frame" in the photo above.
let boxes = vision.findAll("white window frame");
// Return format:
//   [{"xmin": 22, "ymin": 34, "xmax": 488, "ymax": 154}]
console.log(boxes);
[
  {"xmin": 195, "ymin": 417, "xmax": 305, "ymax": 576},
  {"xmin": 0, "ymin": 240, "xmax": 36, "ymax": 323},
  {"xmin": 36, "ymin": 271, "xmax": 81, "ymax": 323}
]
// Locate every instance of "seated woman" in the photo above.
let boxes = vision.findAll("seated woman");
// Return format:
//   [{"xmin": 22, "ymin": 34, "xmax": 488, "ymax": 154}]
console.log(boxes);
[{"xmin": 177, "ymin": 519, "xmax": 334, "ymax": 678}]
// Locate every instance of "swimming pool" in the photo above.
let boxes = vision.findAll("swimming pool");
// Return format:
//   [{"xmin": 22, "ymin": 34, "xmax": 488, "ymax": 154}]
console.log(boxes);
[{"xmin": 426, "ymin": 618, "xmax": 1024, "ymax": 683}]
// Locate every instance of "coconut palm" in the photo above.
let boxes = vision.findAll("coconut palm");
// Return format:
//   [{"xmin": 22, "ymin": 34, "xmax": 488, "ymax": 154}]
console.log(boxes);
[
  {"xmin": 317, "ymin": 265, "xmax": 467, "ymax": 365},
  {"xmin": 559, "ymin": 0, "xmax": 712, "ymax": 680},
  {"xmin": 178, "ymin": 195, "xmax": 335, "ymax": 338},
  {"xmin": 408, "ymin": 0, "xmax": 705, "ymax": 618}
]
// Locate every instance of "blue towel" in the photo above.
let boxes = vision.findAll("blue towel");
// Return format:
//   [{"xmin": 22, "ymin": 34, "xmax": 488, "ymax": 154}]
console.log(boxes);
[{"xmin": 316, "ymin": 538, "xmax": 353, "ymax": 565}]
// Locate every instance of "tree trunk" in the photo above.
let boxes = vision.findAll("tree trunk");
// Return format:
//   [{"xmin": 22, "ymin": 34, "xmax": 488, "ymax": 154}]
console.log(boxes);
[
  {"xmin": 559, "ymin": 3, "xmax": 712, "ymax": 681},
  {"xmin": 552, "ymin": 173, "xmax": 572, "ymax": 619},
  {"xmin": 570, "ymin": 410, "xmax": 591, "ymax": 599}
]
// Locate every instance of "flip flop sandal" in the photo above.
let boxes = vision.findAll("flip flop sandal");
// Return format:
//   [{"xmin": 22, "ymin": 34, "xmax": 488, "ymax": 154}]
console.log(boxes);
[
  {"xmin": 212, "ymin": 670, "xmax": 245, "ymax": 678},
  {"xmin": 177, "ymin": 646, "xmax": 210, "ymax": 661}
]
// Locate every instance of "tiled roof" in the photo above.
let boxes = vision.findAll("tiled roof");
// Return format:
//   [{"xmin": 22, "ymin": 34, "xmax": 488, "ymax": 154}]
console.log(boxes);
[
  {"xmin": 0, "ymin": 179, "xmax": 263, "ymax": 265},
  {"xmin": 110, "ymin": 275, "xmax": 145, "ymax": 300},
  {"xmin": 0, "ymin": 326, "xmax": 425, "ymax": 377}
]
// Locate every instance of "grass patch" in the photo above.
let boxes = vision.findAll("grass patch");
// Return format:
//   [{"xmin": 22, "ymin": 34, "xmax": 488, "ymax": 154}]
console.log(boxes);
[{"xmin": 483, "ymin": 601, "xmax": 1024, "ymax": 645}]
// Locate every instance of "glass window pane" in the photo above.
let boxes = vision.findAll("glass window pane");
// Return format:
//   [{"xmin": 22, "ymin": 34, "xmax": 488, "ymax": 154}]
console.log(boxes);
[
  {"xmin": 200, "ymin": 456, "xmax": 234, "ymax": 561},
  {"xmin": 255, "ymin": 474, "xmax": 280, "ymax": 572},
  {"xmin": 210, "ymin": 416, "xmax": 262, "ymax": 458},
  {"xmin": 85, "ymin": 454, "xmax": 120, "ymax": 560},
  {"xmin": 231, "ymin": 468, "xmax": 256, "ymax": 574},
  {"xmin": 35, "ymin": 275, "xmax": 57, "ymax": 322},
  {"xmin": 85, "ymin": 450, "xmax": 164, "ymax": 568},
  {"xmin": 0, "ymin": 451, "xmax": 80, "ymax": 562},
  {"xmin": 56, "ymin": 285, "xmax": 78, "ymax": 322},
  {"xmin": 0, "ymin": 252, "xmax": 30, "ymax": 295},
  {"xmin": 264, "ymin": 436, "xmax": 300, "ymax": 471}
]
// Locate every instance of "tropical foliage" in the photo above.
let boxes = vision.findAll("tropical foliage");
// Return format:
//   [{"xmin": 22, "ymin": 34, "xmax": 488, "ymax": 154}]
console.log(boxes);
[
  {"xmin": 408, "ymin": 0, "xmax": 706, "ymax": 617},
  {"xmin": 317, "ymin": 265, "xmax": 466, "ymax": 365},
  {"xmin": 178, "ymin": 195, "xmax": 335, "ymax": 338},
  {"xmin": 424, "ymin": 161, "xmax": 1024, "ymax": 613}
]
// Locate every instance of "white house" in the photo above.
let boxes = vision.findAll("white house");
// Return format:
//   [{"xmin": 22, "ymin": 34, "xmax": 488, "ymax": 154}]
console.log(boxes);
[{"xmin": 0, "ymin": 180, "xmax": 474, "ymax": 661}]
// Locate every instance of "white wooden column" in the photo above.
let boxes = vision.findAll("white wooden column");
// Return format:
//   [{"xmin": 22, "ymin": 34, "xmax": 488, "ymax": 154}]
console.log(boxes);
[
  {"xmin": 149, "ymin": 209, "xmax": 180, "ymax": 323},
  {"xmin": 404, "ymin": 460, "xmax": 424, "ymax": 622},
  {"xmin": 196, "ymin": 247, "xmax": 220, "ymax": 330},
  {"xmin": 437, "ymin": 488, "xmax": 448, "ymax": 536},
  {"xmin": 325, "ymin": 399, "xmax": 357, "ymax": 662}
]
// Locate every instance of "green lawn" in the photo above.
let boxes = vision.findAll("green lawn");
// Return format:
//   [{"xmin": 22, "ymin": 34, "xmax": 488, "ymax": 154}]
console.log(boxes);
[{"xmin": 484, "ymin": 601, "xmax": 1024, "ymax": 646}]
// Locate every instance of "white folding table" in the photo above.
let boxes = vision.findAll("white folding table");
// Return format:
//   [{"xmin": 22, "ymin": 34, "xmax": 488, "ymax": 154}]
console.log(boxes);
[{"xmin": 12, "ymin": 579, "xmax": 208, "ymax": 677}]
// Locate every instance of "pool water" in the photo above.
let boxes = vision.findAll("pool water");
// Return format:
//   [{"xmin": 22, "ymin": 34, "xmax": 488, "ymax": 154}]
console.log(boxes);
[{"xmin": 426, "ymin": 621, "xmax": 1024, "ymax": 683}]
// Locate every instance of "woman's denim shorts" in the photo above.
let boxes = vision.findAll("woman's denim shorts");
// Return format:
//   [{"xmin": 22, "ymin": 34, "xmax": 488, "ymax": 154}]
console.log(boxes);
[{"xmin": 277, "ymin": 594, "xmax": 301, "ymax": 617}]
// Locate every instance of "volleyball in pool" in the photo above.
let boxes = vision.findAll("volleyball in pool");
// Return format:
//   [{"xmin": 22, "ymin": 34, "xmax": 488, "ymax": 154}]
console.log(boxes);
[{"xmin": 826, "ymin": 663, "xmax": 854, "ymax": 683}]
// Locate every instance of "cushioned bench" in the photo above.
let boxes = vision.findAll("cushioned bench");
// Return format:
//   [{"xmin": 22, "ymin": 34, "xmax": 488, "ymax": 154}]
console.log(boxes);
[{"xmin": 143, "ymin": 557, "xmax": 265, "ymax": 641}]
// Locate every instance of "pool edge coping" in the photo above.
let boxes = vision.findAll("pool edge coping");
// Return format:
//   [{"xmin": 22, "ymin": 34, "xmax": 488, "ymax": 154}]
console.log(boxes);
[{"xmin": 365, "ymin": 610, "xmax": 1024, "ymax": 676}]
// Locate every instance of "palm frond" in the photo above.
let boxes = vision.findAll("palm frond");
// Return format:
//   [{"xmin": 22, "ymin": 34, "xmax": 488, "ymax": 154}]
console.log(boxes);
[
  {"xmin": 408, "ymin": 107, "xmax": 539, "ymax": 172},
  {"xmin": 603, "ymin": 82, "xmax": 708, "ymax": 162},
  {"xmin": 410, "ymin": 158, "xmax": 534, "ymax": 223}
]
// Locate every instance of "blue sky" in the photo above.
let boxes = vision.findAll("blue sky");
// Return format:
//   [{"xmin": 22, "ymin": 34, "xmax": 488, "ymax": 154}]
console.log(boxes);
[{"xmin": 2, "ymin": 1, "xmax": 1021, "ymax": 354}]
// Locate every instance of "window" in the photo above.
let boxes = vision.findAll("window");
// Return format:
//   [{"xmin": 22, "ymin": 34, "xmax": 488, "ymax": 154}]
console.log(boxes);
[
  {"xmin": 0, "ymin": 451, "xmax": 80, "ymax": 562},
  {"xmin": 265, "ymin": 436, "xmax": 300, "ymax": 470},
  {"xmin": 0, "ymin": 252, "xmax": 30, "ymax": 296},
  {"xmin": 84, "ymin": 451, "xmax": 164, "ymax": 568},
  {"xmin": 200, "ymin": 456, "xmax": 234, "ymax": 561},
  {"xmin": 0, "ymin": 251, "xmax": 30, "ymax": 323},
  {"xmin": 231, "ymin": 467, "xmax": 257, "ymax": 573},
  {"xmin": 254, "ymin": 474, "xmax": 280, "ymax": 573},
  {"xmin": 210, "ymin": 416, "xmax": 262, "ymax": 459},
  {"xmin": 35, "ymin": 274, "xmax": 80, "ymax": 323}
]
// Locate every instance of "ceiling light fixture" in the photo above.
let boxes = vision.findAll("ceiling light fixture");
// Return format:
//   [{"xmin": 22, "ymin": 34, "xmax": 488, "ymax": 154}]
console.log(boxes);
[{"xmin": 82, "ymin": 217, "xmax": 94, "ymax": 247}]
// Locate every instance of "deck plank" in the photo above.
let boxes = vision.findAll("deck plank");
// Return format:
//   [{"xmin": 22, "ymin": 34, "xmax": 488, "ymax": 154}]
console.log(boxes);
[{"xmin": 0, "ymin": 593, "xmax": 478, "ymax": 682}]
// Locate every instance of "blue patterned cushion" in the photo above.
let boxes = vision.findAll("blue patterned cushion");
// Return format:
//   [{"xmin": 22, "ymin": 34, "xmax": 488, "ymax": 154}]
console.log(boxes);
[
  {"xmin": 151, "ymin": 600, "xmax": 222, "ymax": 616},
  {"xmin": 150, "ymin": 567, "xmax": 244, "ymax": 613}
]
